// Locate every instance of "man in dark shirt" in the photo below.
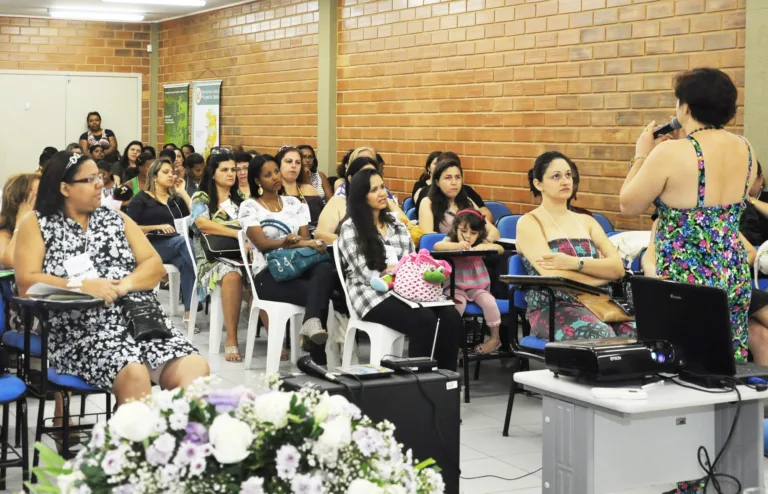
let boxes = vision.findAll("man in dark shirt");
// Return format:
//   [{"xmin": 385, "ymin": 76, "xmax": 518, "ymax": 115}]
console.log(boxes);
[{"xmin": 741, "ymin": 161, "xmax": 768, "ymax": 246}]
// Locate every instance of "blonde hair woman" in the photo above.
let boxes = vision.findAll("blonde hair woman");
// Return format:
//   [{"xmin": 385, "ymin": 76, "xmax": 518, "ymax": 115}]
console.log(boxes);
[
  {"xmin": 0, "ymin": 173, "xmax": 40, "ymax": 268},
  {"xmin": 333, "ymin": 146, "xmax": 377, "ymax": 193}
]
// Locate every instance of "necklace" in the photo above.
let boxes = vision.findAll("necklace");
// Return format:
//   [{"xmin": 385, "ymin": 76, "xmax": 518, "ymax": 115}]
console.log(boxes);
[
  {"xmin": 688, "ymin": 126, "xmax": 719, "ymax": 136},
  {"xmin": 258, "ymin": 195, "xmax": 282, "ymax": 212},
  {"xmin": 540, "ymin": 206, "xmax": 594, "ymax": 258}
]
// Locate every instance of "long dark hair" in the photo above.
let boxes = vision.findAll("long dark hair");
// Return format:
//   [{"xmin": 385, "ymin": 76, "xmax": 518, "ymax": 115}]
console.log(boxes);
[
  {"xmin": 118, "ymin": 140, "xmax": 144, "ymax": 170},
  {"xmin": 275, "ymin": 146, "xmax": 308, "ymax": 185},
  {"xmin": 198, "ymin": 151, "xmax": 242, "ymax": 213},
  {"xmin": 447, "ymin": 209, "xmax": 487, "ymax": 247},
  {"xmin": 347, "ymin": 168, "xmax": 397, "ymax": 271},
  {"xmin": 336, "ymin": 149, "xmax": 353, "ymax": 181},
  {"xmin": 247, "ymin": 154, "xmax": 283, "ymax": 199},
  {"xmin": 528, "ymin": 151, "xmax": 577, "ymax": 198},
  {"xmin": 36, "ymin": 152, "xmax": 92, "ymax": 217},
  {"xmin": 419, "ymin": 151, "xmax": 442, "ymax": 182},
  {"xmin": 297, "ymin": 144, "xmax": 318, "ymax": 173},
  {"xmin": 428, "ymin": 159, "xmax": 471, "ymax": 232}
]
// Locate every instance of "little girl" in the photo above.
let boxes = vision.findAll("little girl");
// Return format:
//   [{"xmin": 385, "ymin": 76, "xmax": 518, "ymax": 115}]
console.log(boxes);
[{"xmin": 434, "ymin": 209, "xmax": 504, "ymax": 354}]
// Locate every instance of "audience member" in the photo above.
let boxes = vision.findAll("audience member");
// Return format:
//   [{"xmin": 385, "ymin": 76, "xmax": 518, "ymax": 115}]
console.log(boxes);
[
  {"xmin": 190, "ymin": 151, "xmax": 244, "ymax": 362},
  {"xmin": 517, "ymin": 151, "xmax": 633, "ymax": 341},
  {"xmin": 741, "ymin": 162, "xmax": 768, "ymax": 246},
  {"xmin": 65, "ymin": 143, "xmax": 82, "ymax": 154},
  {"xmin": 620, "ymin": 67, "xmax": 756, "ymax": 363},
  {"xmin": 38, "ymin": 147, "xmax": 58, "ymax": 173},
  {"xmin": 233, "ymin": 151, "xmax": 253, "ymax": 200},
  {"xmin": 164, "ymin": 143, "xmax": 178, "ymax": 150},
  {"xmin": 412, "ymin": 151, "xmax": 442, "ymax": 203},
  {"xmin": 97, "ymin": 160, "xmax": 116, "ymax": 199},
  {"xmin": 298, "ymin": 145, "xmax": 332, "ymax": 200},
  {"xmin": 0, "ymin": 173, "xmax": 39, "ymax": 269},
  {"xmin": 126, "ymin": 158, "xmax": 195, "ymax": 331},
  {"xmin": 184, "ymin": 153, "xmax": 205, "ymax": 197},
  {"xmin": 239, "ymin": 154, "xmax": 334, "ymax": 355},
  {"xmin": 419, "ymin": 159, "xmax": 499, "ymax": 240},
  {"xmin": 79, "ymin": 112, "xmax": 117, "ymax": 157},
  {"xmin": 89, "ymin": 144, "xmax": 106, "ymax": 161},
  {"xmin": 334, "ymin": 147, "xmax": 376, "ymax": 193},
  {"xmin": 15, "ymin": 151, "xmax": 208, "ymax": 404},
  {"xmin": 276, "ymin": 146, "xmax": 321, "ymax": 225},
  {"xmin": 143, "ymin": 145, "xmax": 157, "ymax": 159},
  {"xmin": 247, "ymin": 149, "xmax": 260, "ymax": 158},
  {"xmin": 415, "ymin": 152, "xmax": 492, "ymax": 221},
  {"xmin": 181, "ymin": 144, "xmax": 195, "ymax": 159},
  {"xmin": 125, "ymin": 152, "xmax": 154, "ymax": 196},
  {"xmin": 113, "ymin": 140, "xmax": 143, "ymax": 184},
  {"xmin": 335, "ymin": 149, "xmax": 353, "ymax": 188},
  {"xmin": 337, "ymin": 168, "xmax": 462, "ymax": 371}
]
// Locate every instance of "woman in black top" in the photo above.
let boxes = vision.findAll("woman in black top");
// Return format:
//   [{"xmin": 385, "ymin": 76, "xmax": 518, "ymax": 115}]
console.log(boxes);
[
  {"xmin": 113, "ymin": 140, "xmax": 143, "ymax": 185},
  {"xmin": 411, "ymin": 150, "xmax": 441, "ymax": 202},
  {"xmin": 126, "ymin": 158, "xmax": 196, "ymax": 330},
  {"xmin": 79, "ymin": 111, "xmax": 118, "ymax": 157}
]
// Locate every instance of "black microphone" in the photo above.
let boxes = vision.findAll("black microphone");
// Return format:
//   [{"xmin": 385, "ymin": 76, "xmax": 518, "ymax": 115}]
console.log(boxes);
[
  {"xmin": 297, "ymin": 355, "xmax": 340, "ymax": 383},
  {"xmin": 652, "ymin": 116, "xmax": 682, "ymax": 139}
]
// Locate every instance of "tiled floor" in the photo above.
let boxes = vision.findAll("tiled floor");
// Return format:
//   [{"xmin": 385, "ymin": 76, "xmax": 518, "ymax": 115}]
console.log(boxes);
[{"xmin": 3, "ymin": 291, "xmax": 768, "ymax": 493}]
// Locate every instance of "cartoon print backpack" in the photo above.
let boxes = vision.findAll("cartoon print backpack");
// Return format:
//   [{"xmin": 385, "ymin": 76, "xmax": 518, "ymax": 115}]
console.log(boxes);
[{"xmin": 391, "ymin": 249, "xmax": 452, "ymax": 302}]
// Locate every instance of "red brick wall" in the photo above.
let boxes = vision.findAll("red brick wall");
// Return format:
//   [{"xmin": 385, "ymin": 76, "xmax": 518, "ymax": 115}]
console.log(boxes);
[
  {"xmin": 157, "ymin": 0, "xmax": 320, "ymax": 153},
  {"xmin": 337, "ymin": 0, "xmax": 746, "ymax": 228},
  {"xmin": 0, "ymin": 17, "xmax": 151, "ymax": 142}
]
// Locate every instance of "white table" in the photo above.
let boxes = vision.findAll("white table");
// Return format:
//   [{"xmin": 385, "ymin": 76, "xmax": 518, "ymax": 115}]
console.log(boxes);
[{"xmin": 515, "ymin": 370, "xmax": 766, "ymax": 494}]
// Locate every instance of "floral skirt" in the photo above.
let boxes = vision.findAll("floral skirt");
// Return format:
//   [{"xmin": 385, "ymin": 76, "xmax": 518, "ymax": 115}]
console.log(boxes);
[
  {"xmin": 527, "ymin": 301, "xmax": 636, "ymax": 341},
  {"xmin": 196, "ymin": 259, "xmax": 245, "ymax": 301}
]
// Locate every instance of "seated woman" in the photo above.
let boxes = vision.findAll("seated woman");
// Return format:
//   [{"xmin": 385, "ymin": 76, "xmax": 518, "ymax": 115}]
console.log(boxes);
[
  {"xmin": 234, "ymin": 151, "xmax": 253, "ymax": 200},
  {"xmin": 190, "ymin": 151, "xmax": 245, "ymax": 362},
  {"xmin": 419, "ymin": 159, "xmax": 500, "ymax": 240},
  {"xmin": 334, "ymin": 147, "xmax": 397, "ymax": 203},
  {"xmin": 124, "ymin": 152, "xmax": 154, "ymax": 197},
  {"xmin": 125, "ymin": 158, "xmax": 196, "ymax": 331},
  {"xmin": 275, "ymin": 146, "xmax": 323, "ymax": 226},
  {"xmin": 516, "ymin": 151, "xmax": 633, "ymax": 341},
  {"xmin": 337, "ymin": 168, "xmax": 462, "ymax": 371},
  {"xmin": 112, "ymin": 140, "xmax": 143, "ymax": 185},
  {"xmin": 14, "ymin": 151, "xmax": 208, "ymax": 404},
  {"xmin": 412, "ymin": 151, "xmax": 441, "ymax": 203},
  {"xmin": 415, "ymin": 152, "xmax": 492, "ymax": 221},
  {"xmin": 239, "ymin": 154, "xmax": 334, "ymax": 354},
  {"xmin": 0, "ymin": 173, "xmax": 39, "ymax": 268},
  {"xmin": 298, "ymin": 144, "xmax": 333, "ymax": 201}
]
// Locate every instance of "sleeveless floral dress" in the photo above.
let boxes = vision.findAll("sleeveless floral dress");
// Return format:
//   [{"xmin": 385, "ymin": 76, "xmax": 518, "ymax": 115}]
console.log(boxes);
[
  {"xmin": 37, "ymin": 207, "xmax": 198, "ymax": 390},
  {"xmin": 654, "ymin": 135, "xmax": 752, "ymax": 363}
]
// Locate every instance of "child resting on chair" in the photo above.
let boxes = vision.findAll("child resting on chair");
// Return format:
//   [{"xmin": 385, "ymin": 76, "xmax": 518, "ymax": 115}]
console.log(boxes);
[{"xmin": 434, "ymin": 209, "xmax": 504, "ymax": 354}]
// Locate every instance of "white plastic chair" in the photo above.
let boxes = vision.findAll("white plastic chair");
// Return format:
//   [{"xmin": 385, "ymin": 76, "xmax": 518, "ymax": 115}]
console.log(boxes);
[
  {"xmin": 332, "ymin": 241, "xmax": 405, "ymax": 366},
  {"xmin": 159, "ymin": 265, "xmax": 180, "ymax": 316}
]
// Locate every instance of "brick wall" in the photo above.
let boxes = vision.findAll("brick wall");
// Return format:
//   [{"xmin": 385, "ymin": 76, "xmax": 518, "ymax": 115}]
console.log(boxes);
[
  {"xmin": 0, "ymin": 17, "xmax": 151, "ymax": 142},
  {"xmin": 337, "ymin": 0, "xmax": 746, "ymax": 229},
  {"xmin": 157, "ymin": 1, "xmax": 320, "ymax": 152}
]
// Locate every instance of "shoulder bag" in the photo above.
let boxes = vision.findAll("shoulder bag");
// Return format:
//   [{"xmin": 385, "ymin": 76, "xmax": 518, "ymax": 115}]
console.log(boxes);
[{"xmin": 261, "ymin": 218, "xmax": 330, "ymax": 282}]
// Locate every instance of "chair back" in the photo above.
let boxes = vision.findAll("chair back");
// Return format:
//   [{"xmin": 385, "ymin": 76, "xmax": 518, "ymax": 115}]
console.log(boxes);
[
  {"xmin": 592, "ymin": 213, "xmax": 614, "ymax": 234},
  {"xmin": 508, "ymin": 254, "xmax": 528, "ymax": 309},
  {"xmin": 496, "ymin": 214, "xmax": 521, "ymax": 239},
  {"xmin": 485, "ymin": 201, "xmax": 511, "ymax": 222},
  {"xmin": 418, "ymin": 232, "xmax": 444, "ymax": 252},
  {"xmin": 405, "ymin": 208, "xmax": 417, "ymax": 221},
  {"xmin": 630, "ymin": 248, "xmax": 646, "ymax": 273},
  {"xmin": 238, "ymin": 230, "xmax": 259, "ymax": 301},
  {"xmin": 402, "ymin": 197, "xmax": 414, "ymax": 212},
  {"xmin": 332, "ymin": 241, "xmax": 360, "ymax": 320}
]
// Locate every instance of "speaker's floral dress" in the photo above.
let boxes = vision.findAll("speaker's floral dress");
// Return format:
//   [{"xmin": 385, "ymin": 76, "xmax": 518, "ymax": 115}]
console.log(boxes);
[{"xmin": 654, "ymin": 135, "xmax": 752, "ymax": 364}]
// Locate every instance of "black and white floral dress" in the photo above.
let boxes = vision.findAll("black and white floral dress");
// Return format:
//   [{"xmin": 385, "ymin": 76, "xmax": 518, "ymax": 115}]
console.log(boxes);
[{"xmin": 37, "ymin": 207, "xmax": 198, "ymax": 391}]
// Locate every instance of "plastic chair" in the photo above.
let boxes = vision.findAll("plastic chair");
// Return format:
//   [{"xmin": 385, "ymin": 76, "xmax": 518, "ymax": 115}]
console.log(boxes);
[
  {"xmin": 402, "ymin": 197, "xmax": 414, "ymax": 212},
  {"xmin": 630, "ymin": 249, "xmax": 647, "ymax": 274},
  {"xmin": 405, "ymin": 208, "xmax": 417, "ymax": 221},
  {"xmin": 153, "ymin": 264, "xmax": 181, "ymax": 317},
  {"xmin": 333, "ymin": 241, "xmax": 405, "ymax": 367},
  {"xmin": 417, "ymin": 232, "xmax": 444, "ymax": 252},
  {"xmin": 0, "ymin": 372, "xmax": 28, "ymax": 490},
  {"xmin": 485, "ymin": 201, "xmax": 512, "ymax": 223},
  {"xmin": 593, "ymin": 213, "xmax": 614, "ymax": 234},
  {"xmin": 496, "ymin": 215, "xmax": 522, "ymax": 239}
]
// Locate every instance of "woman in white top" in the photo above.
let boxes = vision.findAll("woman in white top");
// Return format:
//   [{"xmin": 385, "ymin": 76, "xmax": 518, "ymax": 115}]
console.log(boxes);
[{"xmin": 239, "ymin": 154, "xmax": 335, "ymax": 353}]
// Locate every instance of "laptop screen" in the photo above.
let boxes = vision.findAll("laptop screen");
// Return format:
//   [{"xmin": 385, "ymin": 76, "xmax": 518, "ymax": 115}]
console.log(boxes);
[{"xmin": 631, "ymin": 276, "xmax": 736, "ymax": 376}]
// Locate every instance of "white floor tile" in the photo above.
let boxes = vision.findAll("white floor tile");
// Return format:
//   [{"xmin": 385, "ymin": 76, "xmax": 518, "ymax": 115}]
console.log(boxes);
[
  {"xmin": 461, "ymin": 426, "xmax": 541, "ymax": 458},
  {"xmin": 460, "ymin": 457, "xmax": 541, "ymax": 493}
]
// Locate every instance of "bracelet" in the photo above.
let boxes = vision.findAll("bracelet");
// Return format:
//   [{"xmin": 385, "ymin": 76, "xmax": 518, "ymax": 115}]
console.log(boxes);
[{"xmin": 629, "ymin": 156, "xmax": 646, "ymax": 167}]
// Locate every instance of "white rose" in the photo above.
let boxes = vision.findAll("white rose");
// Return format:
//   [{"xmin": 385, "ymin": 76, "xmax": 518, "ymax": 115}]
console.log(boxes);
[
  {"xmin": 252, "ymin": 392, "xmax": 293, "ymax": 429},
  {"xmin": 208, "ymin": 414, "xmax": 254, "ymax": 464},
  {"xmin": 383, "ymin": 486, "xmax": 406, "ymax": 494},
  {"xmin": 347, "ymin": 479, "xmax": 383, "ymax": 494},
  {"xmin": 313, "ymin": 393, "xmax": 331, "ymax": 423},
  {"xmin": 110, "ymin": 401, "xmax": 154, "ymax": 442},
  {"xmin": 312, "ymin": 416, "xmax": 351, "ymax": 467},
  {"xmin": 57, "ymin": 471, "xmax": 84, "ymax": 494}
]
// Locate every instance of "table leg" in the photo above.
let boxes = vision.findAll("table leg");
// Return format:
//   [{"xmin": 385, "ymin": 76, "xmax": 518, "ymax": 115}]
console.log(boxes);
[
  {"xmin": 541, "ymin": 396, "xmax": 594, "ymax": 494},
  {"xmin": 714, "ymin": 400, "xmax": 764, "ymax": 491}
]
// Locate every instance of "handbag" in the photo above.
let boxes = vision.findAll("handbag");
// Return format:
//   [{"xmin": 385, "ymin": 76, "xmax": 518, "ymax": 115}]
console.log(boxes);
[
  {"xmin": 392, "ymin": 249, "xmax": 452, "ymax": 303},
  {"xmin": 575, "ymin": 293, "xmax": 634, "ymax": 323},
  {"xmin": 121, "ymin": 296, "xmax": 173, "ymax": 341},
  {"xmin": 201, "ymin": 228, "xmax": 241, "ymax": 263},
  {"xmin": 261, "ymin": 218, "xmax": 330, "ymax": 281}
]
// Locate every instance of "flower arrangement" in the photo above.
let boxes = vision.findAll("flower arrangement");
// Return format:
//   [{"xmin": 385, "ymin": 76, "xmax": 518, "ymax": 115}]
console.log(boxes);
[{"xmin": 28, "ymin": 377, "xmax": 444, "ymax": 494}]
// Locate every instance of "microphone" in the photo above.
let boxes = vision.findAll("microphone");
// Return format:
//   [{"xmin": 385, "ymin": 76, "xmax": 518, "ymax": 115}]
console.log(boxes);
[
  {"xmin": 297, "ymin": 355, "xmax": 340, "ymax": 383},
  {"xmin": 652, "ymin": 116, "xmax": 682, "ymax": 139}
]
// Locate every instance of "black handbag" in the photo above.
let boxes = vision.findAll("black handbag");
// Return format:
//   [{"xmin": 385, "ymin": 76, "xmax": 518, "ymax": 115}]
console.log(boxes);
[
  {"xmin": 121, "ymin": 296, "xmax": 173, "ymax": 342},
  {"xmin": 201, "ymin": 229, "xmax": 241, "ymax": 262}
]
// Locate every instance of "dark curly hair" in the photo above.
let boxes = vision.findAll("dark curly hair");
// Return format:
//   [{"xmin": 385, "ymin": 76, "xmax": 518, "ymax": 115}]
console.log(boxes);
[{"xmin": 674, "ymin": 68, "xmax": 737, "ymax": 129}]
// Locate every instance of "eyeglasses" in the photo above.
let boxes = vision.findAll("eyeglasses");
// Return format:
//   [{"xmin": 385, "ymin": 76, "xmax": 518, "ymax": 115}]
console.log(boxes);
[{"xmin": 68, "ymin": 174, "xmax": 104, "ymax": 185}]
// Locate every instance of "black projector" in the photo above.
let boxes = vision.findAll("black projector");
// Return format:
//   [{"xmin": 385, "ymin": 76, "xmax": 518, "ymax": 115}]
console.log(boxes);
[{"xmin": 544, "ymin": 338, "xmax": 678, "ymax": 382}]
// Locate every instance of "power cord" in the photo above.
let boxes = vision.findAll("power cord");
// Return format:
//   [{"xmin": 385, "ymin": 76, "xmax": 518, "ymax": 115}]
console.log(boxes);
[
  {"xmin": 461, "ymin": 468, "xmax": 542, "ymax": 482},
  {"xmin": 658, "ymin": 374, "xmax": 743, "ymax": 494}
]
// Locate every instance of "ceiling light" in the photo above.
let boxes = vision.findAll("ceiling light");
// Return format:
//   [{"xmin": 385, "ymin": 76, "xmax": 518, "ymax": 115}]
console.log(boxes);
[
  {"xmin": 103, "ymin": 0, "xmax": 207, "ymax": 6},
  {"xmin": 49, "ymin": 10, "xmax": 146, "ymax": 22}
]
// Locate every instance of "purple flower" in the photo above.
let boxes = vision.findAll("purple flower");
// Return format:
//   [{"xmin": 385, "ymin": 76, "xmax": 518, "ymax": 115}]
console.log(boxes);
[
  {"xmin": 184, "ymin": 422, "xmax": 209, "ymax": 445},
  {"xmin": 206, "ymin": 389, "xmax": 242, "ymax": 413},
  {"xmin": 101, "ymin": 450, "xmax": 123, "ymax": 476}
]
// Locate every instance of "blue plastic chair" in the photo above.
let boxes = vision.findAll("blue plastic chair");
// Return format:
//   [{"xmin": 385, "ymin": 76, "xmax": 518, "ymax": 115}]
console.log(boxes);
[
  {"xmin": 485, "ymin": 201, "xmax": 512, "ymax": 223},
  {"xmin": 630, "ymin": 249, "xmax": 647, "ymax": 273},
  {"xmin": 417, "ymin": 233, "xmax": 444, "ymax": 252},
  {"xmin": 593, "ymin": 213, "xmax": 615, "ymax": 234},
  {"xmin": 403, "ymin": 197, "xmax": 414, "ymax": 212},
  {"xmin": 0, "ymin": 371, "xmax": 28, "ymax": 490},
  {"xmin": 496, "ymin": 215, "xmax": 522, "ymax": 239},
  {"xmin": 405, "ymin": 208, "xmax": 417, "ymax": 221}
]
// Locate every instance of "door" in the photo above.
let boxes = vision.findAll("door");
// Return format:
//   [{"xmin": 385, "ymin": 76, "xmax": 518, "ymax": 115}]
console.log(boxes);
[
  {"xmin": 64, "ymin": 74, "xmax": 142, "ymax": 154},
  {"xmin": 0, "ymin": 73, "xmax": 67, "ymax": 186}
]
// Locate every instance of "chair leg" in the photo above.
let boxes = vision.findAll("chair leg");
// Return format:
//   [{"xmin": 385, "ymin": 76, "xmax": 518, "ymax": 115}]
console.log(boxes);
[
  {"xmin": 289, "ymin": 314, "xmax": 302, "ymax": 364},
  {"xmin": 31, "ymin": 396, "xmax": 44, "ymax": 484},
  {"xmin": 14, "ymin": 400, "xmax": 20, "ymax": 448},
  {"xmin": 208, "ymin": 287, "xmax": 224, "ymax": 354},
  {"xmin": 503, "ymin": 358, "xmax": 525, "ymax": 437},
  {"xmin": 62, "ymin": 391, "xmax": 71, "ymax": 459},
  {"xmin": 79, "ymin": 394, "xmax": 86, "ymax": 418},
  {"xmin": 244, "ymin": 304, "xmax": 261, "ymax": 370},
  {"xmin": 265, "ymin": 313, "xmax": 291, "ymax": 375},
  {"xmin": 474, "ymin": 360, "xmax": 481, "ymax": 380},
  {"xmin": 169, "ymin": 271, "xmax": 180, "ymax": 317},
  {"xmin": 341, "ymin": 326, "xmax": 358, "ymax": 367},
  {"xmin": 106, "ymin": 393, "xmax": 112, "ymax": 420},
  {"xmin": 187, "ymin": 281, "xmax": 199, "ymax": 340},
  {"xmin": 462, "ymin": 330, "xmax": 471, "ymax": 404},
  {"xmin": 20, "ymin": 398, "xmax": 29, "ymax": 484},
  {"xmin": 0, "ymin": 402, "xmax": 8, "ymax": 492}
]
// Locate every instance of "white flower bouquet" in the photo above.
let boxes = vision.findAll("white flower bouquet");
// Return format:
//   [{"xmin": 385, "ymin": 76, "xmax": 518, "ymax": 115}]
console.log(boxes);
[{"xmin": 28, "ymin": 377, "xmax": 444, "ymax": 494}]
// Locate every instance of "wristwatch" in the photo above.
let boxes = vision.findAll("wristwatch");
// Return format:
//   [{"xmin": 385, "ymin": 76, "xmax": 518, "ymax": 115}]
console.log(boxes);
[
  {"xmin": 577, "ymin": 259, "xmax": 585, "ymax": 271},
  {"xmin": 315, "ymin": 240, "xmax": 323, "ymax": 247}
]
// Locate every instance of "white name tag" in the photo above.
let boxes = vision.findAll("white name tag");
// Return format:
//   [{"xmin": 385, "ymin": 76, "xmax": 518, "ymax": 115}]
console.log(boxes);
[
  {"xmin": 384, "ymin": 245, "xmax": 398, "ymax": 265},
  {"xmin": 63, "ymin": 253, "xmax": 98, "ymax": 280},
  {"xmin": 299, "ymin": 203, "xmax": 311, "ymax": 225},
  {"xmin": 219, "ymin": 199, "xmax": 237, "ymax": 219}
]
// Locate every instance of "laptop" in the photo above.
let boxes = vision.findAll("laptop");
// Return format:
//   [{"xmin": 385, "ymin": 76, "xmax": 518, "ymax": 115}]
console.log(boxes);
[{"xmin": 631, "ymin": 276, "xmax": 768, "ymax": 385}]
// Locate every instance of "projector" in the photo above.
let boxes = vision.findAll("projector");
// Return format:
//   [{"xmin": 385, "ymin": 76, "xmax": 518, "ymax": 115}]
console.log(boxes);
[{"xmin": 544, "ymin": 338, "xmax": 678, "ymax": 382}]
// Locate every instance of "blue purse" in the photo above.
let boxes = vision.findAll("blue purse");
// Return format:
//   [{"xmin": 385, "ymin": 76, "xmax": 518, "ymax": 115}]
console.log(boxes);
[{"xmin": 262, "ymin": 219, "xmax": 330, "ymax": 282}]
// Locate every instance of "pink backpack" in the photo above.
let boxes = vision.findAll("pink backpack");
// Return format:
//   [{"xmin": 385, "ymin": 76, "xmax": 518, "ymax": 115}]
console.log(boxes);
[{"xmin": 392, "ymin": 249, "xmax": 452, "ymax": 302}]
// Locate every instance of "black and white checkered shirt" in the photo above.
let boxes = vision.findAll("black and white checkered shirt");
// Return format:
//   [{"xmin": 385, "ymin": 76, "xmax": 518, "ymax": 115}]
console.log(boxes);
[{"xmin": 337, "ymin": 217, "xmax": 414, "ymax": 318}]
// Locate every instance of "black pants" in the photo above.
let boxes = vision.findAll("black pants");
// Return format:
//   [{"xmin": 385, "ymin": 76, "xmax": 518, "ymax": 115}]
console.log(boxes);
[
  {"xmin": 254, "ymin": 261, "xmax": 336, "ymax": 364},
  {"xmin": 363, "ymin": 296, "xmax": 461, "ymax": 372}
]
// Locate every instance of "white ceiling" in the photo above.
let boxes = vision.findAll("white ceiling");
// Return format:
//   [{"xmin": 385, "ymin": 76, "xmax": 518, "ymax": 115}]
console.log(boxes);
[{"xmin": 0, "ymin": 0, "xmax": 251, "ymax": 22}]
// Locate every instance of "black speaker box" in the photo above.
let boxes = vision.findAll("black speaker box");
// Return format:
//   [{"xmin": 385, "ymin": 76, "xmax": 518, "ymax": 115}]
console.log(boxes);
[{"xmin": 282, "ymin": 371, "xmax": 461, "ymax": 494}]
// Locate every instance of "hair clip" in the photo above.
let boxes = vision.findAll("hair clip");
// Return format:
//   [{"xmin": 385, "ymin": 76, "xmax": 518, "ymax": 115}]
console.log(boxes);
[{"xmin": 65, "ymin": 153, "xmax": 81, "ymax": 171}]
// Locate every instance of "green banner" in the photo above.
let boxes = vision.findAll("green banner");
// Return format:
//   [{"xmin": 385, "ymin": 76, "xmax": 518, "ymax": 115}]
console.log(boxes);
[
  {"xmin": 163, "ymin": 83, "xmax": 189, "ymax": 147},
  {"xmin": 192, "ymin": 80, "xmax": 222, "ymax": 157}
]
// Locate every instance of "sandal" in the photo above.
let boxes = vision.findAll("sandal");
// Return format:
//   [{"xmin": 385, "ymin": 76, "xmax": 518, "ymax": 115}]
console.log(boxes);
[
  {"xmin": 225, "ymin": 346, "xmax": 242, "ymax": 362},
  {"xmin": 184, "ymin": 318, "xmax": 200, "ymax": 334},
  {"xmin": 300, "ymin": 318, "xmax": 328, "ymax": 346},
  {"xmin": 281, "ymin": 348, "xmax": 290, "ymax": 361},
  {"xmin": 474, "ymin": 340, "xmax": 502, "ymax": 355}
]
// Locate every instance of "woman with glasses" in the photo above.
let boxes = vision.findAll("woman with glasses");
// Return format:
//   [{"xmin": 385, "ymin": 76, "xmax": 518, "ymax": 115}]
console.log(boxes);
[
  {"xmin": 190, "ymin": 151, "xmax": 245, "ymax": 362},
  {"xmin": 298, "ymin": 145, "xmax": 332, "ymax": 201},
  {"xmin": 14, "ymin": 151, "xmax": 208, "ymax": 405},
  {"xmin": 126, "ymin": 158, "xmax": 196, "ymax": 331},
  {"xmin": 233, "ymin": 151, "xmax": 253, "ymax": 200}
]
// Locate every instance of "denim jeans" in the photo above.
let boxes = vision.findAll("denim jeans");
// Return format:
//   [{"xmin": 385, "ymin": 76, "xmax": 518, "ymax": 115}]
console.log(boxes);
[{"xmin": 150, "ymin": 235, "xmax": 195, "ymax": 312}]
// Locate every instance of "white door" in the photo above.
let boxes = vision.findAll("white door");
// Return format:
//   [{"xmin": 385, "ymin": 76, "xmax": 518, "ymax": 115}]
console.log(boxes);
[
  {"xmin": 64, "ymin": 74, "xmax": 142, "ymax": 153},
  {"xmin": 0, "ymin": 73, "xmax": 67, "ymax": 186}
]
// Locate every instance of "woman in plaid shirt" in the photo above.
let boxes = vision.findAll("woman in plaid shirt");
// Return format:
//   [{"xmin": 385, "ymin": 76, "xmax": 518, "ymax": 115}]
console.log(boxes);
[{"xmin": 337, "ymin": 168, "xmax": 462, "ymax": 371}]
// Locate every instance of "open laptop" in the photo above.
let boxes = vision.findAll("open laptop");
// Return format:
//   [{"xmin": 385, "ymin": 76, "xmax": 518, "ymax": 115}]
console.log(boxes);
[{"xmin": 631, "ymin": 276, "xmax": 768, "ymax": 385}]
